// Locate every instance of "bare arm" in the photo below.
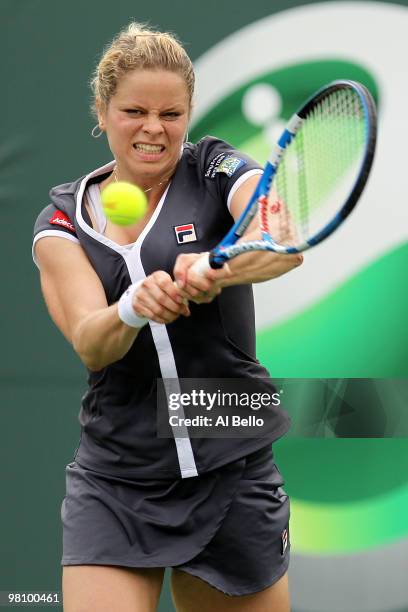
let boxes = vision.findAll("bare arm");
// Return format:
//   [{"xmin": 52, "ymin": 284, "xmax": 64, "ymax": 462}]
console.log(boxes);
[
  {"xmin": 174, "ymin": 174, "xmax": 303, "ymax": 300},
  {"xmin": 35, "ymin": 237, "xmax": 189, "ymax": 371},
  {"xmin": 219, "ymin": 175, "xmax": 303, "ymax": 285}
]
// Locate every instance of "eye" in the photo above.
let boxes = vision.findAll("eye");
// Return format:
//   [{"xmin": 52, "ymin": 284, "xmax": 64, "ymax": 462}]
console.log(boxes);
[
  {"xmin": 124, "ymin": 109, "xmax": 144, "ymax": 115},
  {"xmin": 163, "ymin": 111, "xmax": 182, "ymax": 119}
]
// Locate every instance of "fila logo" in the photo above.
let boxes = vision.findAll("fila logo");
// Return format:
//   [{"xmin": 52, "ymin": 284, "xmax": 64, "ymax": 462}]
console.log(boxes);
[
  {"xmin": 281, "ymin": 528, "xmax": 289, "ymax": 556},
  {"xmin": 174, "ymin": 223, "xmax": 197, "ymax": 244}
]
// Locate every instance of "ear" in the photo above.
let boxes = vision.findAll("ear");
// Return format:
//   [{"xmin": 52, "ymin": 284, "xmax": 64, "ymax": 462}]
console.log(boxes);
[{"xmin": 95, "ymin": 98, "xmax": 106, "ymax": 131}]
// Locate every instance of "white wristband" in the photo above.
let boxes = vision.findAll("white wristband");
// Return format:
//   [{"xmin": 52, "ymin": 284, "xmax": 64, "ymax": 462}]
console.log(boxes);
[{"xmin": 118, "ymin": 280, "xmax": 149, "ymax": 329}]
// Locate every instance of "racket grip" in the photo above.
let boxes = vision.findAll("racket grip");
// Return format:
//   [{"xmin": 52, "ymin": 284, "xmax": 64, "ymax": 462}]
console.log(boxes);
[{"xmin": 190, "ymin": 252, "xmax": 211, "ymax": 277}]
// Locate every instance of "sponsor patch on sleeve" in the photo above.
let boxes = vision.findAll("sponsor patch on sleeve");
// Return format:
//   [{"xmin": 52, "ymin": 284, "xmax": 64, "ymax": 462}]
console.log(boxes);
[
  {"xmin": 49, "ymin": 210, "xmax": 76, "ymax": 233},
  {"xmin": 216, "ymin": 156, "xmax": 246, "ymax": 177},
  {"xmin": 205, "ymin": 154, "xmax": 246, "ymax": 179}
]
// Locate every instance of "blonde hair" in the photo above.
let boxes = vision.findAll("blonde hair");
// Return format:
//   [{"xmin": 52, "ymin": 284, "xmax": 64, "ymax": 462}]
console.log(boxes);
[{"xmin": 90, "ymin": 22, "xmax": 195, "ymax": 117}]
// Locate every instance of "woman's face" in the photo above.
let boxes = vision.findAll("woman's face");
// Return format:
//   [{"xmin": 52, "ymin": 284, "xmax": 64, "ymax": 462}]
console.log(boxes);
[{"xmin": 98, "ymin": 69, "xmax": 190, "ymax": 187}]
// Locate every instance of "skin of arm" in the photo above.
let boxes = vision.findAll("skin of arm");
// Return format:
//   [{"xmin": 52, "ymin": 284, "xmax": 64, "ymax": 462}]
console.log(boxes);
[
  {"xmin": 173, "ymin": 174, "xmax": 303, "ymax": 302},
  {"xmin": 35, "ymin": 237, "xmax": 189, "ymax": 371}
]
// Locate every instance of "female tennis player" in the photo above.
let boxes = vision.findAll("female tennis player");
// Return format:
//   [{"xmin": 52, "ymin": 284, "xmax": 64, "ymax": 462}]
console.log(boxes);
[{"xmin": 32, "ymin": 22, "xmax": 302, "ymax": 612}]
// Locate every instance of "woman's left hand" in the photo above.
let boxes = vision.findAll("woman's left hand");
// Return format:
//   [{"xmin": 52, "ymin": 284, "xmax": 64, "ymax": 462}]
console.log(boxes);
[{"xmin": 173, "ymin": 253, "xmax": 231, "ymax": 304}]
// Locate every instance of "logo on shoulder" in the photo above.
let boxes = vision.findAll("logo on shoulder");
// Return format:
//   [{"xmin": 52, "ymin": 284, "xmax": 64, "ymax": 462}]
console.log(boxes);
[
  {"xmin": 174, "ymin": 223, "xmax": 197, "ymax": 244},
  {"xmin": 205, "ymin": 154, "xmax": 246, "ymax": 179},
  {"xmin": 49, "ymin": 210, "xmax": 75, "ymax": 233},
  {"xmin": 216, "ymin": 156, "xmax": 246, "ymax": 177}
]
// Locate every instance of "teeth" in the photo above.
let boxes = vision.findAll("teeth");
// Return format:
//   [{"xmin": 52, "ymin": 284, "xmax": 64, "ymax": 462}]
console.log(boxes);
[{"xmin": 134, "ymin": 144, "xmax": 164, "ymax": 153}]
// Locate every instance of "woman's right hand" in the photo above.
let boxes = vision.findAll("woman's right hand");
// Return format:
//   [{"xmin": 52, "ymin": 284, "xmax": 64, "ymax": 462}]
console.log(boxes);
[{"xmin": 132, "ymin": 271, "xmax": 190, "ymax": 324}]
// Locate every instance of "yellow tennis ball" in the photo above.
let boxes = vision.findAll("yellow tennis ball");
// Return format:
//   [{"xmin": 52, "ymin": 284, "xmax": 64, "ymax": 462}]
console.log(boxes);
[{"xmin": 101, "ymin": 181, "xmax": 148, "ymax": 226}]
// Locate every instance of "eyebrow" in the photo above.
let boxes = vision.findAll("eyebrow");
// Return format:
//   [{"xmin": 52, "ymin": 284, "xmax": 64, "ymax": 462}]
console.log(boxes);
[{"xmin": 120, "ymin": 103, "xmax": 187, "ymax": 113}]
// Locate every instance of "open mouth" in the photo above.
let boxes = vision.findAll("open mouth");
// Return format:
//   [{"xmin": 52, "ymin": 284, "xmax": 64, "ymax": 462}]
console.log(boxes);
[{"xmin": 133, "ymin": 143, "xmax": 165, "ymax": 153}]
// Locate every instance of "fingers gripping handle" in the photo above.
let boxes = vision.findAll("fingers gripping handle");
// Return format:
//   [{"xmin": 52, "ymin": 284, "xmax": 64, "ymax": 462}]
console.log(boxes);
[{"xmin": 190, "ymin": 252, "xmax": 211, "ymax": 277}]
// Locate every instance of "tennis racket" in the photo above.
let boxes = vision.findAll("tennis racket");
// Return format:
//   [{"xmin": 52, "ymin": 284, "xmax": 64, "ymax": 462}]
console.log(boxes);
[{"xmin": 192, "ymin": 79, "xmax": 377, "ymax": 274}]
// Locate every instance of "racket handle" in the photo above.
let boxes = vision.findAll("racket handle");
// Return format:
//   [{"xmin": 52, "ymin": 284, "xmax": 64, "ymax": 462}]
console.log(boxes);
[{"xmin": 190, "ymin": 252, "xmax": 211, "ymax": 277}]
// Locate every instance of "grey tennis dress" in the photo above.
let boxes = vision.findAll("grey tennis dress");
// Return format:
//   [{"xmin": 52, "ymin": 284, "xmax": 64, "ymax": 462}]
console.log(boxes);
[{"xmin": 33, "ymin": 137, "xmax": 291, "ymax": 595}]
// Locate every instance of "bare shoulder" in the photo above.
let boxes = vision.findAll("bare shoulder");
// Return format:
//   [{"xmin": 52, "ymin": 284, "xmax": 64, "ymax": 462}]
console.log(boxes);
[
  {"xmin": 35, "ymin": 236, "xmax": 107, "ymax": 342},
  {"xmin": 35, "ymin": 234, "xmax": 90, "ymax": 268},
  {"xmin": 229, "ymin": 173, "xmax": 260, "ymax": 220}
]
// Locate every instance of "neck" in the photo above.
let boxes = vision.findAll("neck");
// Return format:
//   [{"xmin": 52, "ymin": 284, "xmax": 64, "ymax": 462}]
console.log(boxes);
[{"xmin": 113, "ymin": 166, "xmax": 170, "ymax": 194}]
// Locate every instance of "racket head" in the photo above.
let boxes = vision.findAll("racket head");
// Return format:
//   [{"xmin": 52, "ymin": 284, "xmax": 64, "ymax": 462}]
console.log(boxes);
[
  {"xmin": 210, "ymin": 79, "xmax": 377, "ymax": 267},
  {"xmin": 265, "ymin": 79, "xmax": 377, "ymax": 250}
]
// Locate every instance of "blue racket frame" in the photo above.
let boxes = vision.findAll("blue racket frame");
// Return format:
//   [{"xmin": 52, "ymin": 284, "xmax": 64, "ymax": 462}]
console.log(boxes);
[{"xmin": 208, "ymin": 80, "xmax": 377, "ymax": 269}]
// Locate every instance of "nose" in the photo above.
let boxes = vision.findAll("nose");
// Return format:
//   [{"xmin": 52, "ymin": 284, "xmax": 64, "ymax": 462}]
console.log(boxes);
[{"xmin": 142, "ymin": 112, "xmax": 164, "ymax": 136}]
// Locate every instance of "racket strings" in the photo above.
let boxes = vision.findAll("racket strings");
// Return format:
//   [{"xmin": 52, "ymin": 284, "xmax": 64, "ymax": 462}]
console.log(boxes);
[
  {"xmin": 294, "ymin": 129, "xmax": 309, "ymax": 238},
  {"xmin": 267, "ymin": 87, "xmax": 366, "ymax": 247}
]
